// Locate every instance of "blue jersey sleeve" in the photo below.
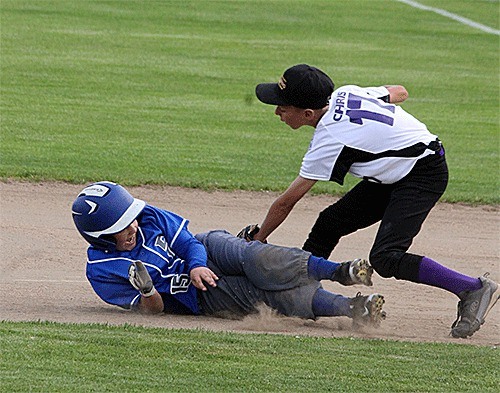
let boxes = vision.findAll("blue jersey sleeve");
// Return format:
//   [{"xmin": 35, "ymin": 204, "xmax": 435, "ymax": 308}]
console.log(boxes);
[
  {"xmin": 86, "ymin": 257, "xmax": 141, "ymax": 310},
  {"xmin": 170, "ymin": 226, "xmax": 207, "ymax": 271},
  {"xmin": 144, "ymin": 206, "xmax": 208, "ymax": 272}
]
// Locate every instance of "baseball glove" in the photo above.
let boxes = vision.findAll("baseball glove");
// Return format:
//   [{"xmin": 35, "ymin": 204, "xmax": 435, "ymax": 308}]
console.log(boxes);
[
  {"xmin": 237, "ymin": 224, "xmax": 261, "ymax": 241},
  {"xmin": 128, "ymin": 261, "xmax": 156, "ymax": 297}
]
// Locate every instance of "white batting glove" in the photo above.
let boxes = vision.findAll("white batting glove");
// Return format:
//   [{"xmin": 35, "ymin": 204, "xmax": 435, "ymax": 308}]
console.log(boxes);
[{"xmin": 128, "ymin": 261, "xmax": 156, "ymax": 298}]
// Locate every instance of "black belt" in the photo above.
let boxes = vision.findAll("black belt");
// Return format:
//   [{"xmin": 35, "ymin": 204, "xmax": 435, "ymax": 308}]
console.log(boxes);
[
  {"xmin": 418, "ymin": 139, "xmax": 445, "ymax": 165},
  {"xmin": 427, "ymin": 139, "xmax": 442, "ymax": 153}
]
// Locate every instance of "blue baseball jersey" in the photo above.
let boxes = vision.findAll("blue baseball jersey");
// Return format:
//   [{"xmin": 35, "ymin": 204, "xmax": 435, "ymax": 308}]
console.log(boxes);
[{"xmin": 86, "ymin": 205, "xmax": 207, "ymax": 314}]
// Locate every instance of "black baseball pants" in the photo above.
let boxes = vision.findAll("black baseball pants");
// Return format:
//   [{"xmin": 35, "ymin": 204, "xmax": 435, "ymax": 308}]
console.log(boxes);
[{"xmin": 302, "ymin": 152, "xmax": 448, "ymax": 282}]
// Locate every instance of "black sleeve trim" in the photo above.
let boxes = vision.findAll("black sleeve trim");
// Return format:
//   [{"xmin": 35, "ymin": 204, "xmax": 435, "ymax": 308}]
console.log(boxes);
[{"xmin": 380, "ymin": 94, "xmax": 390, "ymax": 103}]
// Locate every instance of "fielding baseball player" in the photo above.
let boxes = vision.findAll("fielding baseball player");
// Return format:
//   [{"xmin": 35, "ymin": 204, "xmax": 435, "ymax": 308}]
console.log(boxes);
[
  {"xmin": 72, "ymin": 181, "xmax": 386, "ymax": 327},
  {"xmin": 245, "ymin": 64, "xmax": 499, "ymax": 338}
]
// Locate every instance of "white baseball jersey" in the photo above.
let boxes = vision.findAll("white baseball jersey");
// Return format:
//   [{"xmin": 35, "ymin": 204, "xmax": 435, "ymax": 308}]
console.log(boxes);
[{"xmin": 299, "ymin": 85, "xmax": 438, "ymax": 184}]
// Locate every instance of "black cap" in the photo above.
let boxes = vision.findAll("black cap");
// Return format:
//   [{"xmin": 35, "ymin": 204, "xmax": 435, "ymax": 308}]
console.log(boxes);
[{"xmin": 255, "ymin": 64, "xmax": 334, "ymax": 109}]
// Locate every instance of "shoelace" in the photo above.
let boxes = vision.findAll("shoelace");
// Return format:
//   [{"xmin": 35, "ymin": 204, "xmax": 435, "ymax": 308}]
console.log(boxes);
[
  {"xmin": 450, "ymin": 300, "xmax": 463, "ymax": 329},
  {"xmin": 354, "ymin": 292, "xmax": 370, "ymax": 316}
]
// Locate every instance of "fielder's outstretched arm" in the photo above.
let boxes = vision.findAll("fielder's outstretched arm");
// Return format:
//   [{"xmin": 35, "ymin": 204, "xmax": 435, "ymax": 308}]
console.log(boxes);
[{"xmin": 253, "ymin": 176, "xmax": 316, "ymax": 243}]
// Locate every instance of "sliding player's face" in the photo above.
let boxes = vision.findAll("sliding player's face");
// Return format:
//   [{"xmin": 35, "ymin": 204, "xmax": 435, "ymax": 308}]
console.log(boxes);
[{"xmin": 113, "ymin": 220, "xmax": 139, "ymax": 251}]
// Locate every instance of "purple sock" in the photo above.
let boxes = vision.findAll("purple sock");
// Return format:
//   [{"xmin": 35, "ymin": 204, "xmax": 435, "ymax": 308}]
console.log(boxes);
[
  {"xmin": 312, "ymin": 288, "xmax": 352, "ymax": 317},
  {"xmin": 307, "ymin": 255, "xmax": 340, "ymax": 281},
  {"xmin": 418, "ymin": 257, "xmax": 481, "ymax": 296}
]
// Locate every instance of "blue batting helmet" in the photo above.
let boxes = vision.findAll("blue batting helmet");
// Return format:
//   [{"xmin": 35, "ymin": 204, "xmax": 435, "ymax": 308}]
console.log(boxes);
[{"xmin": 72, "ymin": 181, "xmax": 146, "ymax": 252}]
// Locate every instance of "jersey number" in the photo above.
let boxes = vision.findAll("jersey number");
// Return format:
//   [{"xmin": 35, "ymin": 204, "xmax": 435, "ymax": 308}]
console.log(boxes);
[
  {"xmin": 346, "ymin": 93, "xmax": 395, "ymax": 126},
  {"xmin": 170, "ymin": 274, "xmax": 190, "ymax": 294}
]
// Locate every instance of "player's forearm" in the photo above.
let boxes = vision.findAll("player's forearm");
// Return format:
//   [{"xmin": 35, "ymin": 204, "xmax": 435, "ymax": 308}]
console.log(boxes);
[
  {"xmin": 137, "ymin": 291, "xmax": 164, "ymax": 314},
  {"xmin": 254, "ymin": 201, "xmax": 293, "ymax": 241},
  {"xmin": 256, "ymin": 177, "xmax": 315, "ymax": 242}
]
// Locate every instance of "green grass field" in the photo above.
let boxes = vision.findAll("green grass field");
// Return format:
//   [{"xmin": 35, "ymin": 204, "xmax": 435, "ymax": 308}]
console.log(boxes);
[
  {"xmin": 1, "ymin": 1, "xmax": 499, "ymax": 392},
  {"xmin": 1, "ymin": 0, "xmax": 498, "ymax": 202},
  {"xmin": 1, "ymin": 321, "xmax": 499, "ymax": 393}
]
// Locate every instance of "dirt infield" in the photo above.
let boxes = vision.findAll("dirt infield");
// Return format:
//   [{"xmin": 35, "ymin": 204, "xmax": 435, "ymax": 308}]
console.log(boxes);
[{"xmin": 1, "ymin": 180, "xmax": 498, "ymax": 346}]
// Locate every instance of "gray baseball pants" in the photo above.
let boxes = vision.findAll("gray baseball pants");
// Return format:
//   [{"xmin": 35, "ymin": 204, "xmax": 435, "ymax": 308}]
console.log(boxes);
[{"xmin": 195, "ymin": 230, "xmax": 321, "ymax": 319}]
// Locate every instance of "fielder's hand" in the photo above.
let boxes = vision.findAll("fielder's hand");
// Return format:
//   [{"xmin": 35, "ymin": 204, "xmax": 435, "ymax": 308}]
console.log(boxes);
[
  {"xmin": 237, "ymin": 224, "xmax": 261, "ymax": 242},
  {"xmin": 128, "ymin": 261, "xmax": 156, "ymax": 297}
]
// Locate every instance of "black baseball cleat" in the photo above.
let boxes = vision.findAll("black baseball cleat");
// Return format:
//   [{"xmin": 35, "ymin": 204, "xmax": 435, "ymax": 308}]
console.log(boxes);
[
  {"xmin": 450, "ymin": 274, "xmax": 499, "ymax": 339},
  {"xmin": 350, "ymin": 292, "xmax": 386, "ymax": 329},
  {"xmin": 333, "ymin": 258, "xmax": 374, "ymax": 286}
]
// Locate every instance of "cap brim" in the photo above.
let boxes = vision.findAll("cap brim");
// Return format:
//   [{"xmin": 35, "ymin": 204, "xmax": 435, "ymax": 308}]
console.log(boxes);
[{"xmin": 255, "ymin": 83, "xmax": 290, "ymax": 106}]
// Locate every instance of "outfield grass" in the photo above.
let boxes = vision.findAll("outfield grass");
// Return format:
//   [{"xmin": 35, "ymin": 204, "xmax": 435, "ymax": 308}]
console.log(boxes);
[
  {"xmin": 415, "ymin": 0, "xmax": 499, "ymax": 28},
  {"xmin": 0, "ymin": 0, "xmax": 498, "ymax": 203},
  {"xmin": 1, "ymin": 321, "xmax": 499, "ymax": 393}
]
